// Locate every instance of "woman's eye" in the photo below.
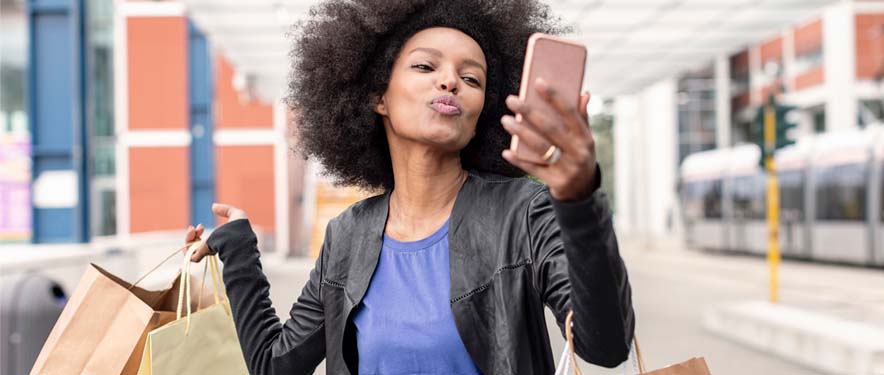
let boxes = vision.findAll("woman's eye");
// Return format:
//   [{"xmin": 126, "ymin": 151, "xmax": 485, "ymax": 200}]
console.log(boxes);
[
  {"xmin": 463, "ymin": 77, "xmax": 480, "ymax": 86},
  {"xmin": 413, "ymin": 64, "xmax": 433, "ymax": 71}
]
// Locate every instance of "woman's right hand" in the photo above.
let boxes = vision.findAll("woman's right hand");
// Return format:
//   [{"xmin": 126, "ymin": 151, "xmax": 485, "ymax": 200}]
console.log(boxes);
[{"xmin": 184, "ymin": 202, "xmax": 249, "ymax": 262}]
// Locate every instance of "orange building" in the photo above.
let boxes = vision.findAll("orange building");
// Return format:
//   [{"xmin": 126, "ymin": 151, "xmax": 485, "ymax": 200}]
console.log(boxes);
[
  {"xmin": 728, "ymin": 2, "xmax": 884, "ymax": 142},
  {"xmin": 7, "ymin": 0, "xmax": 366, "ymax": 254}
]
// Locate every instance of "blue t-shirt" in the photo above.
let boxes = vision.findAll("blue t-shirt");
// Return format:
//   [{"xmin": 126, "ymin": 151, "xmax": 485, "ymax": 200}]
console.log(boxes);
[{"xmin": 353, "ymin": 219, "xmax": 482, "ymax": 375}]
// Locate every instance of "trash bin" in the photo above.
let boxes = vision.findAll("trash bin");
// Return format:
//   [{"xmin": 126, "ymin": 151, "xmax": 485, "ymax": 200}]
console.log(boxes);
[{"xmin": 0, "ymin": 273, "xmax": 66, "ymax": 375}]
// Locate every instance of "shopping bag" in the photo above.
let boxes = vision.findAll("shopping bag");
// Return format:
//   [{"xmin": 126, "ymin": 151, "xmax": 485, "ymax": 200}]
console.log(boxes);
[
  {"xmin": 138, "ymin": 245, "xmax": 249, "ymax": 375},
  {"xmin": 554, "ymin": 311, "xmax": 711, "ymax": 375},
  {"xmin": 30, "ymin": 244, "xmax": 211, "ymax": 375}
]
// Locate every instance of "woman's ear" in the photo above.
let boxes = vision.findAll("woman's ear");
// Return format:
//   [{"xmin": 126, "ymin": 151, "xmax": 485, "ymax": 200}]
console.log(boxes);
[{"xmin": 373, "ymin": 94, "xmax": 388, "ymax": 116}]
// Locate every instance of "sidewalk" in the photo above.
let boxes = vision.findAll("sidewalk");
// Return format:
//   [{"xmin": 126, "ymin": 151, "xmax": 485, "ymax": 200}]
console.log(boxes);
[
  {"xmin": 619, "ymin": 235, "xmax": 884, "ymax": 375},
  {"xmin": 6, "ymin": 233, "xmax": 882, "ymax": 374}
]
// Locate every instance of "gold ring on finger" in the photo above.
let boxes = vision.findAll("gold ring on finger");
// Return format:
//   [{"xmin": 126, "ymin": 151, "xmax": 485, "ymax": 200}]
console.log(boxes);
[{"xmin": 542, "ymin": 145, "xmax": 562, "ymax": 165}]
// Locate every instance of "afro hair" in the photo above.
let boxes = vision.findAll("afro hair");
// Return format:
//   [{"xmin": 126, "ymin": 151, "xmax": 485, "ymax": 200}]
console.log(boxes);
[{"xmin": 287, "ymin": 0, "xmax": 571, "ymax": 192}]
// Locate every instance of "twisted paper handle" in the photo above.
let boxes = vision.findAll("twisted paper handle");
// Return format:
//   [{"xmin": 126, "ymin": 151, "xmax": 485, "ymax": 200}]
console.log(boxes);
[
  {"xmin": 557, "ymin": 311, "xmax": 646, "ymax": 375},
  {"xmin": 176, "ymin": 242, "xmax": 226, "ymax": 335}
]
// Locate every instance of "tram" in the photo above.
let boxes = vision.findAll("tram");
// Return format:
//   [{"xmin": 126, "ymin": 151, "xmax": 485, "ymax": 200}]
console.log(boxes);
[{"xmin": 679, "ymin": 125, "xmax": 884, "ymax": 266}]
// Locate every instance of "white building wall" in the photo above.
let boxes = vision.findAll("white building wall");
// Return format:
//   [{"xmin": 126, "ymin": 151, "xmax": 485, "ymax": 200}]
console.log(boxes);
[
  {"xmin": 614, "ymin": 79, "xmax": 679, "ymax": 241},
  {"xmin": 714, "ymin": 55, "xmax": 732, "ymax": 148},
  {"xmin": 614, "ymin": 96, "xmax": 638, "ymax": 234},
  {"xmin": 823, "ymin": 1, "xmax": 857, "ymax": 132}
]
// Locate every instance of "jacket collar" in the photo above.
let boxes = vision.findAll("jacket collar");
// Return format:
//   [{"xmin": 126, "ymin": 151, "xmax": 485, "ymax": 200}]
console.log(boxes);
[{"xmin": 344, "ymin": 169, "xmax": 482, "ymax": 306}]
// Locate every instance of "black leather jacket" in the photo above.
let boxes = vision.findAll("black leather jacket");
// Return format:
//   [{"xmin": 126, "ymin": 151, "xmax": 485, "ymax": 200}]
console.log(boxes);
[{"xmin": 206, "ymin": 168, "xmax": 634, "ymax": 375}]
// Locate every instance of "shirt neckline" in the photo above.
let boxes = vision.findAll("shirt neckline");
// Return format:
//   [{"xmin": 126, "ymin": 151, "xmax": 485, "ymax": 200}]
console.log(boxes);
[{"xmin": 382, "ymin": 219, "xmax": 450, "ymax": 252}]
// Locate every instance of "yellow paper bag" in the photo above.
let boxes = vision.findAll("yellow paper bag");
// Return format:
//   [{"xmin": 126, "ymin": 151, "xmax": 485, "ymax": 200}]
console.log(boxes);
[{"xmin": 138, "ymin": 248, "xmax": 249, "ymax": 375}]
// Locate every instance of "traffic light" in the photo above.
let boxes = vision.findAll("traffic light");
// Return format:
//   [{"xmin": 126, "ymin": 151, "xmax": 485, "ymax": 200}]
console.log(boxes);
[
  {"xmin": 752, "ymin": 94, "xmax": 798, "ymax": 167},
  {"xmin": 774, "ymin": 102, "xmax": 797, "ymax": 149}
]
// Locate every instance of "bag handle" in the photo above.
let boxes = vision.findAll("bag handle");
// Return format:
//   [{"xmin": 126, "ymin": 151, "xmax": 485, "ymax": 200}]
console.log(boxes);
[
  {"xmin": 127, "ymin": 241, "xmax": 197, "ymax": 291},
  {"xmin": 176, "ymin": 245, "xmax": 195, "ymax": 333},
  {"xmin": 633, "ymin": 334, "xmax": 646, "ymax": 373},
  {"xmin": 557, "ymin": 311, "xmax": 646, "ymax": 375},
  {"xmin": 175, "ymin": 243, "xmax": 225, "ymax": 335},
  {"xmin": 564, "ymin": 311, "xmax": 583, "ymax": 375}
]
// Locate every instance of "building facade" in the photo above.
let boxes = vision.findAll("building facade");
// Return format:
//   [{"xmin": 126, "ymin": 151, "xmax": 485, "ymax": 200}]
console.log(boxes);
[
  {"xmin": 0, "ymin": 0, "xmax": 365, "ymax": 256},
  {"xmin": 614, "ymin": 0, "xmax": 884, "ymax": 240}
]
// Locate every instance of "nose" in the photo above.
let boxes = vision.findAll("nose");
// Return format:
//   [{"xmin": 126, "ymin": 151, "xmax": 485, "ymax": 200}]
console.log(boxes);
[{"xmin": 437, "ymin": 67, "xmax": 458, "ymax": 94}]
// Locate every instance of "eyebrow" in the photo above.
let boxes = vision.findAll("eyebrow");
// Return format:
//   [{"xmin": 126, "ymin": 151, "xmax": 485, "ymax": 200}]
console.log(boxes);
[{"xmin": 408, "ymin": 47, "xmax": 487, "ymax": 74}]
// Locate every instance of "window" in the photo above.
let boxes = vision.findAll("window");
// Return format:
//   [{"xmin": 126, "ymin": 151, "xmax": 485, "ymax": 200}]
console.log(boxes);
[
  {"xmin": 677, "ymin": 67, "xmax": 717, "ymax": 167},
  {"xmin": 680, "ymin": 179, "xmax": 723, "ymax": 220},
  {"xmin": 793, "ymin": 48, "xmax": 822, "ymax": 76},
  {"xmin": 859, "ymin": 99, "xmax": 883, "ymax": 127},
  {"xmin": 813, "ymin": 110, "xmax": 825, "ymax": 133},
  {"xmin": 86, "ymin": 0, "xmax": 116, "ymax": 236},
  {"xmin": 0, "ymin": 0, "xmax": 31, "ymax": 243},
  {"xmin": 704, "ymin": 180, "xmax": 723, "ymax": 219},
  {"xmin": 681, "ymin": 181, "xmax": 703, "ymax": 221},
  {"xmin": 778, "ymin": 170, "xmax": 804, "ymax": 221},
  {"xmin": 732, "ymin": 173, "xmax": 766, "ymax": 220},
  {"xmin": 814, "ymin": 163, "xmax": 867, "ymax": 221}
]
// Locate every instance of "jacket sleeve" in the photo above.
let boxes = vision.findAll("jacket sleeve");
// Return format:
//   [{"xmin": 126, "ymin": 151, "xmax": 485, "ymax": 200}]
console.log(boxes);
[
  {"xmin": 206, "ymin": 218, "xmax": 327, "ymax": 375},
  {"xmin": 527, "ymin": 167, "xmax": 635, "ymax": 368}
]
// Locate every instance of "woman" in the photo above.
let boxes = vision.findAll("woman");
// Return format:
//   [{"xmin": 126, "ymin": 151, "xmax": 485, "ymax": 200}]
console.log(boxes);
[{"xmin": 185, "ymin": 0, "xmax": 634, "ymax": 373}]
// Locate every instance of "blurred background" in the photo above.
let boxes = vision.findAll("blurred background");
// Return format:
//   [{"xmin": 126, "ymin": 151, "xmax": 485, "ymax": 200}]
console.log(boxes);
[{"xmin": 1, "ymin": 0, "xmax": 884, "ymax": 374}]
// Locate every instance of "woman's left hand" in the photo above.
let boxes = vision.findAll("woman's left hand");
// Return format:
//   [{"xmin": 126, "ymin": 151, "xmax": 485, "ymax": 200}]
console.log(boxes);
[{"xmin": 500, "ymin": 78, "xmax": 598, "ymax": 202}]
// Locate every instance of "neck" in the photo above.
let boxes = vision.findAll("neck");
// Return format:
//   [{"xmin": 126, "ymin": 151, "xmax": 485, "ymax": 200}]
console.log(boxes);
[
  {"xmin": 389, "ymin": 159, "xmax": 466, "ymax": 221},
  {"xmin": 386, "ymin": 145, "xmax": 467, "ymax": 238}
]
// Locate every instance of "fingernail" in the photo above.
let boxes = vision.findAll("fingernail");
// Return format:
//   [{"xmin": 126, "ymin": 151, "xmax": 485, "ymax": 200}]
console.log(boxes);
[{"xmin": 536, "ymin": 78, "xmax": 547, "ymax": 89}]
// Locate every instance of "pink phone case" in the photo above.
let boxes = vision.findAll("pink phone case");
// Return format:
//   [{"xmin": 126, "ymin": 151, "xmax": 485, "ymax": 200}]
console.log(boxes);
[{"xmin": 510, "ymin": 33, "xmax": 587, "ymax": 164}]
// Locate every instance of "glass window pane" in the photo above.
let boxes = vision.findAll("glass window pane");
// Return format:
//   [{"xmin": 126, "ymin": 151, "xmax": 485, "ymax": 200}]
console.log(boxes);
[
  {"xmin": 704, "ymin": 179, "xmax": 723, "ymax": 219},
  {"xmin": 814, "ymin": 163, "xmax": 867, "ymax": 221},
  {"xmin": 778, "ymin": 170, "xmax": 804, "ymax": 221},
  {"xmin": 0, "ymin": 0, "xmax": 31, "ymax": 243},
  {"xmin": 733, "ymin": 174, "xmax": 766, "ymax": 220},
  {"xmin": 87, "ymin": 0, "xmax": 116, "ymax": 236}
]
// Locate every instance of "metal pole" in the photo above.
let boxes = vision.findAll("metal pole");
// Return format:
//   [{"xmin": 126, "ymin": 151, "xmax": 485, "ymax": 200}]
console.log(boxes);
[{"xmin": 764, "ymin": 102, "xmax": 780, "ymax": 303}]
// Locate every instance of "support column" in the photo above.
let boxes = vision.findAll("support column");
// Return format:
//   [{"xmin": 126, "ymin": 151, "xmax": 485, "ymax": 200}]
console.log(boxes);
[
  {"xmin": 28, "ymin": 0, "xmax": 88, "ymax": 243},
  {"xmin": 613, "ymin": 96, "xmax": 638, "ymax": 235},
  {"xmin": 823, "ymin": 1, "xmax": 858, "ymax": 131},
  {"xmin": 189, "ymin": 21, "xmax": 215, "ymax": 228},
  {"xmin": 715, "ymin": 54, "xmax": 732, "ymax": 148},
  {"xmin": 639, "ymin": 79, "xmax": 679, "ymax": 239},
  {"xmin": 613, "ymin": 79, "xmax": 679, "ymax": 240}
]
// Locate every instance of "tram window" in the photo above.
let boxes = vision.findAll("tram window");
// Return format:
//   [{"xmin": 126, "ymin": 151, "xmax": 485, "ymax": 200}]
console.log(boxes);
[
  {"xmin": 814, "ymin": 163, "xmax": 867, "ymax": 221},
  {"xmin": 680, "ymin": 181, "xmax": 703, "ymax": 220},
  {"xmin": 704, "ymin": 180, "xmax": 723, "ymax": 219},
  {"xmin": 680, "ymin": 179, "xmax": 722, "ymax": 219},
  {"xmin": 733, "ymin": 173, "xmax": 766, "ymax": 219},
  {"xmin": 778, "ymin": 170, "xmax": 804, "ymax": 221}
]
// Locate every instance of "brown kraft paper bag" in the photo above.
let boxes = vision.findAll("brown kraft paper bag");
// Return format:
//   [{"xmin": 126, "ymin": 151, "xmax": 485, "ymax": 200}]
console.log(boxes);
[
  {"xmin": 30, "ymin": 247, "xmax": 215, "ymax": 375},
  {"xmin": 556, "ymin": 311, "xmax": 711, "ymax": 375}
]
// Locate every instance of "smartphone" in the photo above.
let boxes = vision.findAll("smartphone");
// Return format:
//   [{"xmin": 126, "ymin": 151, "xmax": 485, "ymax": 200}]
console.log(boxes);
[{"xmin": 510, "ymin": 33, "xmax": 587, "ymax": 164}]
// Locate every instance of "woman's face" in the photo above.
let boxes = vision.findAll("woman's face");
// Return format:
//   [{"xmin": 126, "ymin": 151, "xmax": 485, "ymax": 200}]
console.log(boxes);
[{"xmin": 375, "ymin": 27, "xmax": 487, "ymax": 153}]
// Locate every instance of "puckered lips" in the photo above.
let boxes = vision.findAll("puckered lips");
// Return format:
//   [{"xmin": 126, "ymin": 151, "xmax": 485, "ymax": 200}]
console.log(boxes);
[{"xmin": 429, "ymin": 95, "xmax": 462, "ymax": 116}]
